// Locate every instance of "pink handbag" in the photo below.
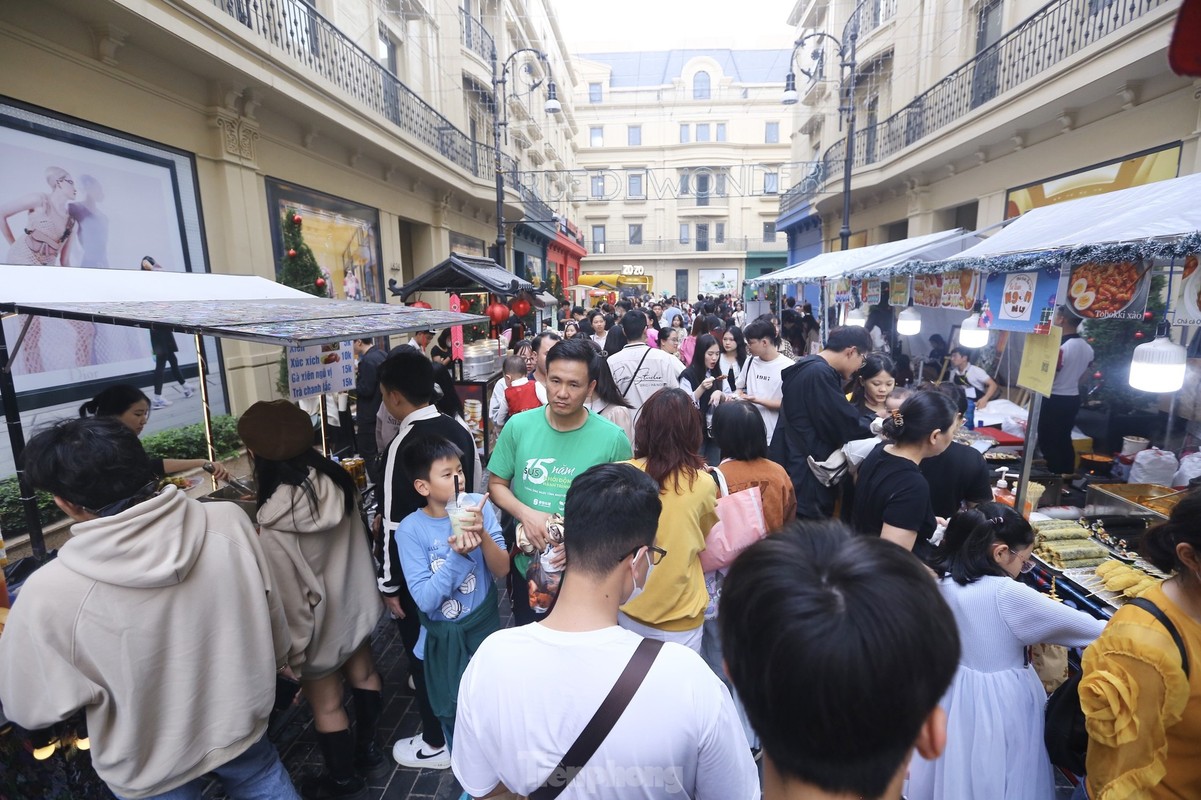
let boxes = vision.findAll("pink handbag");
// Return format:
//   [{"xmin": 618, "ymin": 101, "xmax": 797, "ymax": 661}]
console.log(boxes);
[{"xmin": 699, "ymin": 466, "xmax": 768, "ymax": 572}]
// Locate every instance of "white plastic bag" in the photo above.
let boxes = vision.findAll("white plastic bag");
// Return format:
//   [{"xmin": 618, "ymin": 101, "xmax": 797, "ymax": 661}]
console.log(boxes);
[
  {"xmin": 1129, "ymin": 447, "xmax": 1179, "ymax": 486},
  {"xmin": 1171, "ymin": 452, "xmax": 1201, "ymax": 488}
]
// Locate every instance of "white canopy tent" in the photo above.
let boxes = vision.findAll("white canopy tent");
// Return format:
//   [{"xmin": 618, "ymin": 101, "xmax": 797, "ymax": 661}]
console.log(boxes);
[
  {"xmin": 0, "ymin": 265, "xmax": 487, "ymax": 555},
  {"xmin": 749, "ymin": 228, "xmax": 982, "ymax": 284},
  {"xmin": 923, "ymin": 170, "xmax": 1201, "ymax": 272}
]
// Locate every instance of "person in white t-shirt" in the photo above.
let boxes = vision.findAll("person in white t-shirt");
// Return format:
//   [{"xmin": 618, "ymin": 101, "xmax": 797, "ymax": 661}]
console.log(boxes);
[
  {"xmin": 1039, "ymin": 306, "xmax": 1095, "ymax": 475},
  {"xmin": 452, "ymin": 463, "xmax": 760, "ymax": 800},
  {"xmin": 735, "ymin": 318, "xmax": 794, "ymax": 452},
  {"xmin": 947, "ymin": 347, "xmax": 998, "ymax": 429},
  {"xmin": 607, "ymin": 310, "xmax": 686, "ymax": 422}
]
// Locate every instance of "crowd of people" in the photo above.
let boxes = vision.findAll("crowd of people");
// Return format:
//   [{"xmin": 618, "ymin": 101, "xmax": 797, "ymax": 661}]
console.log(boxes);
[{"xmin": 0, "ymin": 292, "xmax": 1197, "ymax": 800}]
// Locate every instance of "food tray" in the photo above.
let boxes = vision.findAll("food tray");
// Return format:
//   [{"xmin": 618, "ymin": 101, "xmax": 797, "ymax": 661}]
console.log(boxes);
[
  {"xmin": 1062, "ymin": 568, "xmax": 1126, "ymax": 610},
  {"xmin": 1089, "ymin": 535, "xmax": 1136, "ymax": 563}
]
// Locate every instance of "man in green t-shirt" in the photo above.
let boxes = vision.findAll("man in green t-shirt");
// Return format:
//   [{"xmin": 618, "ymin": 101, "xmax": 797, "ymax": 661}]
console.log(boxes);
[{"xmin": 488, "ymin": 338, "xmax": 632, "ymax": 625}]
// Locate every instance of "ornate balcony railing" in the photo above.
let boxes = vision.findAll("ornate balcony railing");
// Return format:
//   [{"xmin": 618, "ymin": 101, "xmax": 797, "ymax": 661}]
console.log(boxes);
[
  {"xmin": 584, "ymin": 237, "xmax": 788, "ymax": 255},
  {"xmin": 780, "ymin": 0, "xmax": 1170, "ymax": 216},
  {"xmin": 460, "ymin": 9, "xmax": 494, "ymax": 63},
  {"xmin": 858, "ymin": 0, "xmax": 897, "ymax": 38},
  {"xmin": 212, "ymin": 0, "xmax": 486, "ymax": 178}
]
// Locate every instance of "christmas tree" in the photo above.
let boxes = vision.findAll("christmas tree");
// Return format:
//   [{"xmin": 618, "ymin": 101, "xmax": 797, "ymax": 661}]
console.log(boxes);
[
  {"xmin": 278, "ymin": 209, "xmax": 327, "ymax": 297},
  {"xmin": 1082, "ymin": 274, "xmax": 1166, "ymax": 412}
]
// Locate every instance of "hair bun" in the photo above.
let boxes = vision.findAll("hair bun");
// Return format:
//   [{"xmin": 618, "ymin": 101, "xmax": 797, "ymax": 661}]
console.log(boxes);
[{"xmin": 890, "ymin": 408, "xmax": 905, "ymax": 429}]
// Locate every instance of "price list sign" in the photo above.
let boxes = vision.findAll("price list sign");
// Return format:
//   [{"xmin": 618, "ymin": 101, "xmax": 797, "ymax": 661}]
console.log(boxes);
[{"xmin": 288, "ymin": 341, "xmax": 355, "ymax": 400}]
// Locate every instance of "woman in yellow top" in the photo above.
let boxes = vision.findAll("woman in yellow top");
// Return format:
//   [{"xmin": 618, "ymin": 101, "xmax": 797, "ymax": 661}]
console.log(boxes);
[
  {"xmin": 619, "ymin": 388, "xmax": 717, "ymax": 654},
  {"xmin": 1079, "ymin": 489, "xmax": 1201, "ymax": 799}
]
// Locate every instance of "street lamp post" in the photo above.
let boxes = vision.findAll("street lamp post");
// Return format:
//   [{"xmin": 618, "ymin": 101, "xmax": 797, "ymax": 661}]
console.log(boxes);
[
  {"xmin": 782, "ymin": 9, "xmax": 862, "ymax": 252},
  {"xmin": 491, "ymin": 47, "xmax": 561, "ymax": 270}
]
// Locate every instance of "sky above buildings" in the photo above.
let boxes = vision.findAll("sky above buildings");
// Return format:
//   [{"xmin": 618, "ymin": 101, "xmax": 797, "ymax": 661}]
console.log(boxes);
[{"xmin": 553, "ymin": 1, "xmax": 796, "ymax": 53}]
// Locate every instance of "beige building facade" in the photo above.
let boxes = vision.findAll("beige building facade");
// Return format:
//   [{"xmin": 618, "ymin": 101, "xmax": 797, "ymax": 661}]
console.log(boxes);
[
  {"xmin": 0, "ymin": 0, "xmax": 581, "ymax": 414},
  {"xmin": 569, "ymin": 49, "xmax": 793, "ymax": 301},
  {"xmin": 777, "ymin": 0, "xmax": 1199, "ymax": 258}
]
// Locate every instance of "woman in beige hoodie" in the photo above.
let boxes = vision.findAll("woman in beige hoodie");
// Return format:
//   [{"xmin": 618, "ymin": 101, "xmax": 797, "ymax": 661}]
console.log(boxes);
[{"xmin": 240, "ymin": 401, "xmax": 385, "ymax": 800}]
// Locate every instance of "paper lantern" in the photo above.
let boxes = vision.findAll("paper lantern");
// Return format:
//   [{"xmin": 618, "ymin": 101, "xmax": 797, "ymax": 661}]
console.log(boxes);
[
  {"xmin": 410, "ymin": 300, "xmax": 432, "ymax": 309},
  {"xmin": 511, "ymin": 298, "xmax": 531, "ymax": 317},
  {"xmin": 487, "ymin": 301, "xmax": 511, "ymax": 325}
]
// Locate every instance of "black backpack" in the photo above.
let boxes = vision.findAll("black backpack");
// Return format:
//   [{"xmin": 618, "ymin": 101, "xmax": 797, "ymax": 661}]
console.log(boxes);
[{"xmin": 1044, "ymin": 596, "xmax": 1190, "ymax": 776}]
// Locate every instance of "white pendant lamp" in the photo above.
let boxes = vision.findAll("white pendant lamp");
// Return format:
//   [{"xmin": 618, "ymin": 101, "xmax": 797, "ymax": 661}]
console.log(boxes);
[
  {"xmin": 897, "ymin": 304, "xmax": 922, "ymax": 336},
  {"xmin": 959, "ymin": 312, "xmax": 990, "ymax": 349},
  {"xmin": 1129, "ymin": 323, "xmax": 1187, "ymax": 393},
  {"xmin": 846, "ymin": 306, "xmax": 866, "ymax": 327}
]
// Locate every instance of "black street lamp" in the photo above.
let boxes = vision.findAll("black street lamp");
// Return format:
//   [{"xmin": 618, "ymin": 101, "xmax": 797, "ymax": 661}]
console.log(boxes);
[
  {"xmin": 781, "ymin": 7, "xmax": 864, "ymax": 252},
  {"xmin": 492, "ymin": 47, "xmax": 561, "ymax": 269}
]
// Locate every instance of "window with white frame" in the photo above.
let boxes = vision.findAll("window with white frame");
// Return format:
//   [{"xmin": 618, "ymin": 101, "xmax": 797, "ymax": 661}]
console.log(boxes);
[
  {"xmin": 590, "ymin": 126, "xmax": 603, "ymax": 147},
  {"xmin": 716, "ymin": 123, "xmax": 727, "ymax": 142},
  {"xmin": 588, "ymin": 82, "xmax": 603, "ymax": 103},
  {"xmin": 765, "ymin": 121, "xmax": 780, "ymax": 143},
  {"xmin": 590, "ymin": 173, "xmax": 605, "ymax": 199},
  {"xmin": 693, "ymin": 71, "xmax": 711, "ymax": 100},
  {"xmin": 696, "ymin": 123, "xmax": 711, "ymax": 142},
  {"xmin": 762, "ymin": 222, "xmax": 776, "ymax": 242},
  {"xmin": 715, "ymin": 222, "xmax": 726, "ymax": 243},
  {"xmin": 679, "ymin": 223, "xmax": 690, "ymax": 244},
  {"xmin": 627, "ymin": 125, "xmax": 642, "ymax": 146},
  {"xmin": 628, "ymin": 172, "xmax": 645, "ymax": 198},
  {"xmin": 679, "ymin": 123, "xmax": 690, "ymax": 143},
  {"xmin": 629, "ymin": 223, "xmax": 643, "ymax": 245},
  {"xmin": 764, "ymin": 171, "xmax": 779, "ymax": 194}
]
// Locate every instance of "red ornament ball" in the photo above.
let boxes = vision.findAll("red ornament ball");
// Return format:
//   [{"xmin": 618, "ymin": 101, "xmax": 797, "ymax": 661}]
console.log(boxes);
[
  {"xmin": 287, "ymin": 248, "xmax": 297, "ymax": 258},
  {"xmin": 487, "ymin": 301, "xmax": 511, "ymax": 325},
  {"xmin": 315, "ymin": 277, "xmax": 326, "ymax": 288},
  {"xmin": 292, "ymin": 214, "xmax": 302, "ymax": 225},
  {"xmin": 1093, "ymin": 371, "xmax": 1103, "ymax": 380},
  {"xmin": 1143, "ymin": 311, "xmax": 1155, "ymax": 322},
  {"xmin": 1086, "ymin": 337, "xmax": 1095, "ymax": 344},
  {"xmin": 1134, "ymin": 330, "xmax": 1146, "ymax": 340},
  {"xmin": 410, "ymin": 300, "xmax": 432, "ymax": 310},
  {"xmin": 510, "ymin": 298, "xmax": 531, "ymax": 317}
]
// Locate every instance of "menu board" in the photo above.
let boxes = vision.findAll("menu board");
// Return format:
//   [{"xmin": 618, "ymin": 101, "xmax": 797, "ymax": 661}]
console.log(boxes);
[
  {"xmin": 288, "ymin": 340, "xmax": 355, "ymax": 400},
  {"xmin": 833, "ymin": 279, "xmax": 853, "ymax": 304},
  {"xmin": 889, "ymin": 275, "xmax": 911, "ymax": 306},
  {"xmin": 862, "ymin": 279, "xmax": 882, "ymax": 305},
  {"xmin": 913, "ymin": 273, "xmax": 944, "ymax": 308},
  {"xmin": 940, "ymin": 270, "xmax": 981, "ymax": 311}
]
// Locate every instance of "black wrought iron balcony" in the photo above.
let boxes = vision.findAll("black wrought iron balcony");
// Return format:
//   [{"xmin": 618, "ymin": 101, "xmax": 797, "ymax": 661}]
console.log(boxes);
[
  {"xmin": 211, "ymin": 0, "xmax": 485, "ymax": 179},
  {"xmin": 460, "ymin": 9, "xmax": 494, "ymax": 62},
  {"xmin": 780, "ymin": 0, "xmax": 1171, "ymax": 217}
]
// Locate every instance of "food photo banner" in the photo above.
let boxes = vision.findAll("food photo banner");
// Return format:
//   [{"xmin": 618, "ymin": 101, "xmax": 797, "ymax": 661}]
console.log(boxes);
[
  {"xmin": 1171, "ymin": 254, "xmax": 1201, "ymax": 326},
  {"xmin": 982, "ymin": 265, "xmax": 1061, "ymax": 333},
  {"xmin": 913, "ymin": 274, "xmax": 943, "ymax": 308},
  {"xmin": 1064, "ymin": 261, "xmax": 1151, "ymax": 321},
  {"xmin": 940, "ymin": 270, "xmax": 981, "ymax": 311},
  {"xmin": 888, "ymin": 275, "xmax": 911, "ymax": 306}
]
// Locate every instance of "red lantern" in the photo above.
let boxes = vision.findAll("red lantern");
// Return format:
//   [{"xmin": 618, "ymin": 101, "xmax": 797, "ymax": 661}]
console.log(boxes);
[
  {"xmin": 510, "ymin": 298, "xmax": 531, "ymax": 317},
  {"xmin": 487, "ymin": 301, "xmax": 511, "ymax": 325},
  {"xmin": 410, "ymin": 300, "xmax": 432, "ymax": 309}
]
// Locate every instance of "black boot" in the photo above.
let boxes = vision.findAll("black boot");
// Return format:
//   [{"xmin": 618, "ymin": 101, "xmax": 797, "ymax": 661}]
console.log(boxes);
[
  {"xmin": 351, "ymin": 688, "xmax": 389, "ymax": 781},
  {"xmin": 302, "ymin": 730, "xmax": 368, "ymax": 800}
]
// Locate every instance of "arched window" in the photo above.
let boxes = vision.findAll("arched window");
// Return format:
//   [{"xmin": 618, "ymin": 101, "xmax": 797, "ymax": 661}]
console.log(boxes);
[{"xmin": 693, "ymin": 70, "xmax": 711, "ymax": 100}]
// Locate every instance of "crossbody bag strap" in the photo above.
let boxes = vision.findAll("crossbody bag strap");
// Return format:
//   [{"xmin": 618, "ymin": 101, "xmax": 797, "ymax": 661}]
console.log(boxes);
[
  {"xmin": 620, "ymin": 347, "xmax": 653, "ymax": 398},
  {"xmin": 529, "ymin": 638, "xmax": 664, "ymax": 800},
  {"xmin": 1127, "ymin": 597, "xmax": 1191, "ymax": 677}
]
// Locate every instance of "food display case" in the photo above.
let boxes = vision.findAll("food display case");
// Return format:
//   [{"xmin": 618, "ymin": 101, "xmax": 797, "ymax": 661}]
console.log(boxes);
[
  {"xmin": 1084, "ymin": 483, "xmax": 1179, "ymax": 524},
  {"xmin": 455, "ymin": 371, "xmax": 502, "ymax": 460}
]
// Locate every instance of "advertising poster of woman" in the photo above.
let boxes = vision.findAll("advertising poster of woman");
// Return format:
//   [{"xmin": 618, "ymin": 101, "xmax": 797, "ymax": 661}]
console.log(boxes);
[{"xmin": 0, "ymin": 101, "xmax": 217, "ymax": 409}]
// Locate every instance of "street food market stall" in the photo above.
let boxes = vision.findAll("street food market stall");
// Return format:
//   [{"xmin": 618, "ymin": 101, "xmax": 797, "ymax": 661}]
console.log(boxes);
[{"xmin": 0, "ymin": 263, "xmax": 485, "ymax": 792}]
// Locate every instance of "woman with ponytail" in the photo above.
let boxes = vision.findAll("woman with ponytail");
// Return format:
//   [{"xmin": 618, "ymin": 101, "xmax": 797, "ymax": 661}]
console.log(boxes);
[
  {"xmin": 851, "ymin": 391, "xmax": 959, "ymax": 560},
  {"xmin": 907, "ymin": 503, "xmax": 1105, "ymax": 799},
  {"xmin": 1078, "ymin": 489, "xmax": 1201, "ymax": 800}
]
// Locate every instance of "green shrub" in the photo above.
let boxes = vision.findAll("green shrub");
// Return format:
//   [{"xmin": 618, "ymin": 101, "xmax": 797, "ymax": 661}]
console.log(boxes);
[
  {"xmin": 141, "ymin": 415, "xmax": 243, "ymax": 461},
  {"xmin": 0, "ymin": 476, "xmax": 61, "ymax": 536}
]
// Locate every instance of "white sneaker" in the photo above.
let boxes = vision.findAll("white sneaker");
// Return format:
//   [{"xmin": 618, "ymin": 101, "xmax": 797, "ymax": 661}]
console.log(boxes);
[
  {"xmin": 392, "ymin": 734, "xmax": 450, "ymax": 769},
  {"xmin": 181, "ymin": 383, "xmax": 195, "ymax": 398},
  {"xmin": 152, "ymin": 395, "xmax": 172, "ymax": 409}
]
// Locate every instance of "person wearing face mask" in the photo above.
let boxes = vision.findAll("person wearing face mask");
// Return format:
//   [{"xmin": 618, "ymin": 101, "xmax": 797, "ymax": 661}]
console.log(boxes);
[
  {"xmin": 450, "ymin": 463, "xmax": 759, "ymax": 800},
  {"xmin": 907, "ymin": 504, "xmax": 1105, "ymax": 800},
  {"xmin": 619, "ymin": 389, "xmax": 717, "ymax": 653}
]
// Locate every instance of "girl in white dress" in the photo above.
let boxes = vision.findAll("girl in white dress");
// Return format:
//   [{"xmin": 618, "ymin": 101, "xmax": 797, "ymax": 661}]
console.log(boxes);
[{"xmin": 907, "ymin": 503, "xmax": 1105, "ymax": 800}]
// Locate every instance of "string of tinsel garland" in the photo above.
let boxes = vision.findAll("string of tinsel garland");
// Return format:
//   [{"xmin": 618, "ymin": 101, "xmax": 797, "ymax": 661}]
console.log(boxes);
[{"xmin": 760, "ymin": 231, "xmax": 1201, "ymax": 284}]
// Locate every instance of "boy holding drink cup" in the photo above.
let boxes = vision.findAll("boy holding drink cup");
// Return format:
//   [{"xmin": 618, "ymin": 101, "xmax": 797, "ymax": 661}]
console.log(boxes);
[{"xmin": 394, "ymin": 435, "xmax": 508, "ymax": 746}]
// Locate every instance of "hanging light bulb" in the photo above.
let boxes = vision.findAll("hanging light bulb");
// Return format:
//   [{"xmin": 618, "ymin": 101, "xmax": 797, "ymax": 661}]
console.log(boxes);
[
  {"xmin": 1129, "ymin": 322, "xmax": 1186, "ymax": 393},
  {"xmin": 846, "ymin": 306, "xmax": 866, "ymax": 327},
  {"xmin": 897, "ymin": 305, "xmax": 922, "ymax": 336},
  {"xmin": 959, "ymin": 312, "xmax": 990, "ymax": 348}
]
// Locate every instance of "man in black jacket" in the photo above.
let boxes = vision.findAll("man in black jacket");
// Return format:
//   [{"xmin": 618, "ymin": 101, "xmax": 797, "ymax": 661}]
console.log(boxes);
[
  {"xmin": 779, "ymin": 326, "xmax": 875, "ymax": 519},
  {"xmin": 353, "ymin": 337, "xmax": 387, "ymax": 473},
  {"xmin": 376, "ymin": 349, "xmax": 477, "ymax": 770}
]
